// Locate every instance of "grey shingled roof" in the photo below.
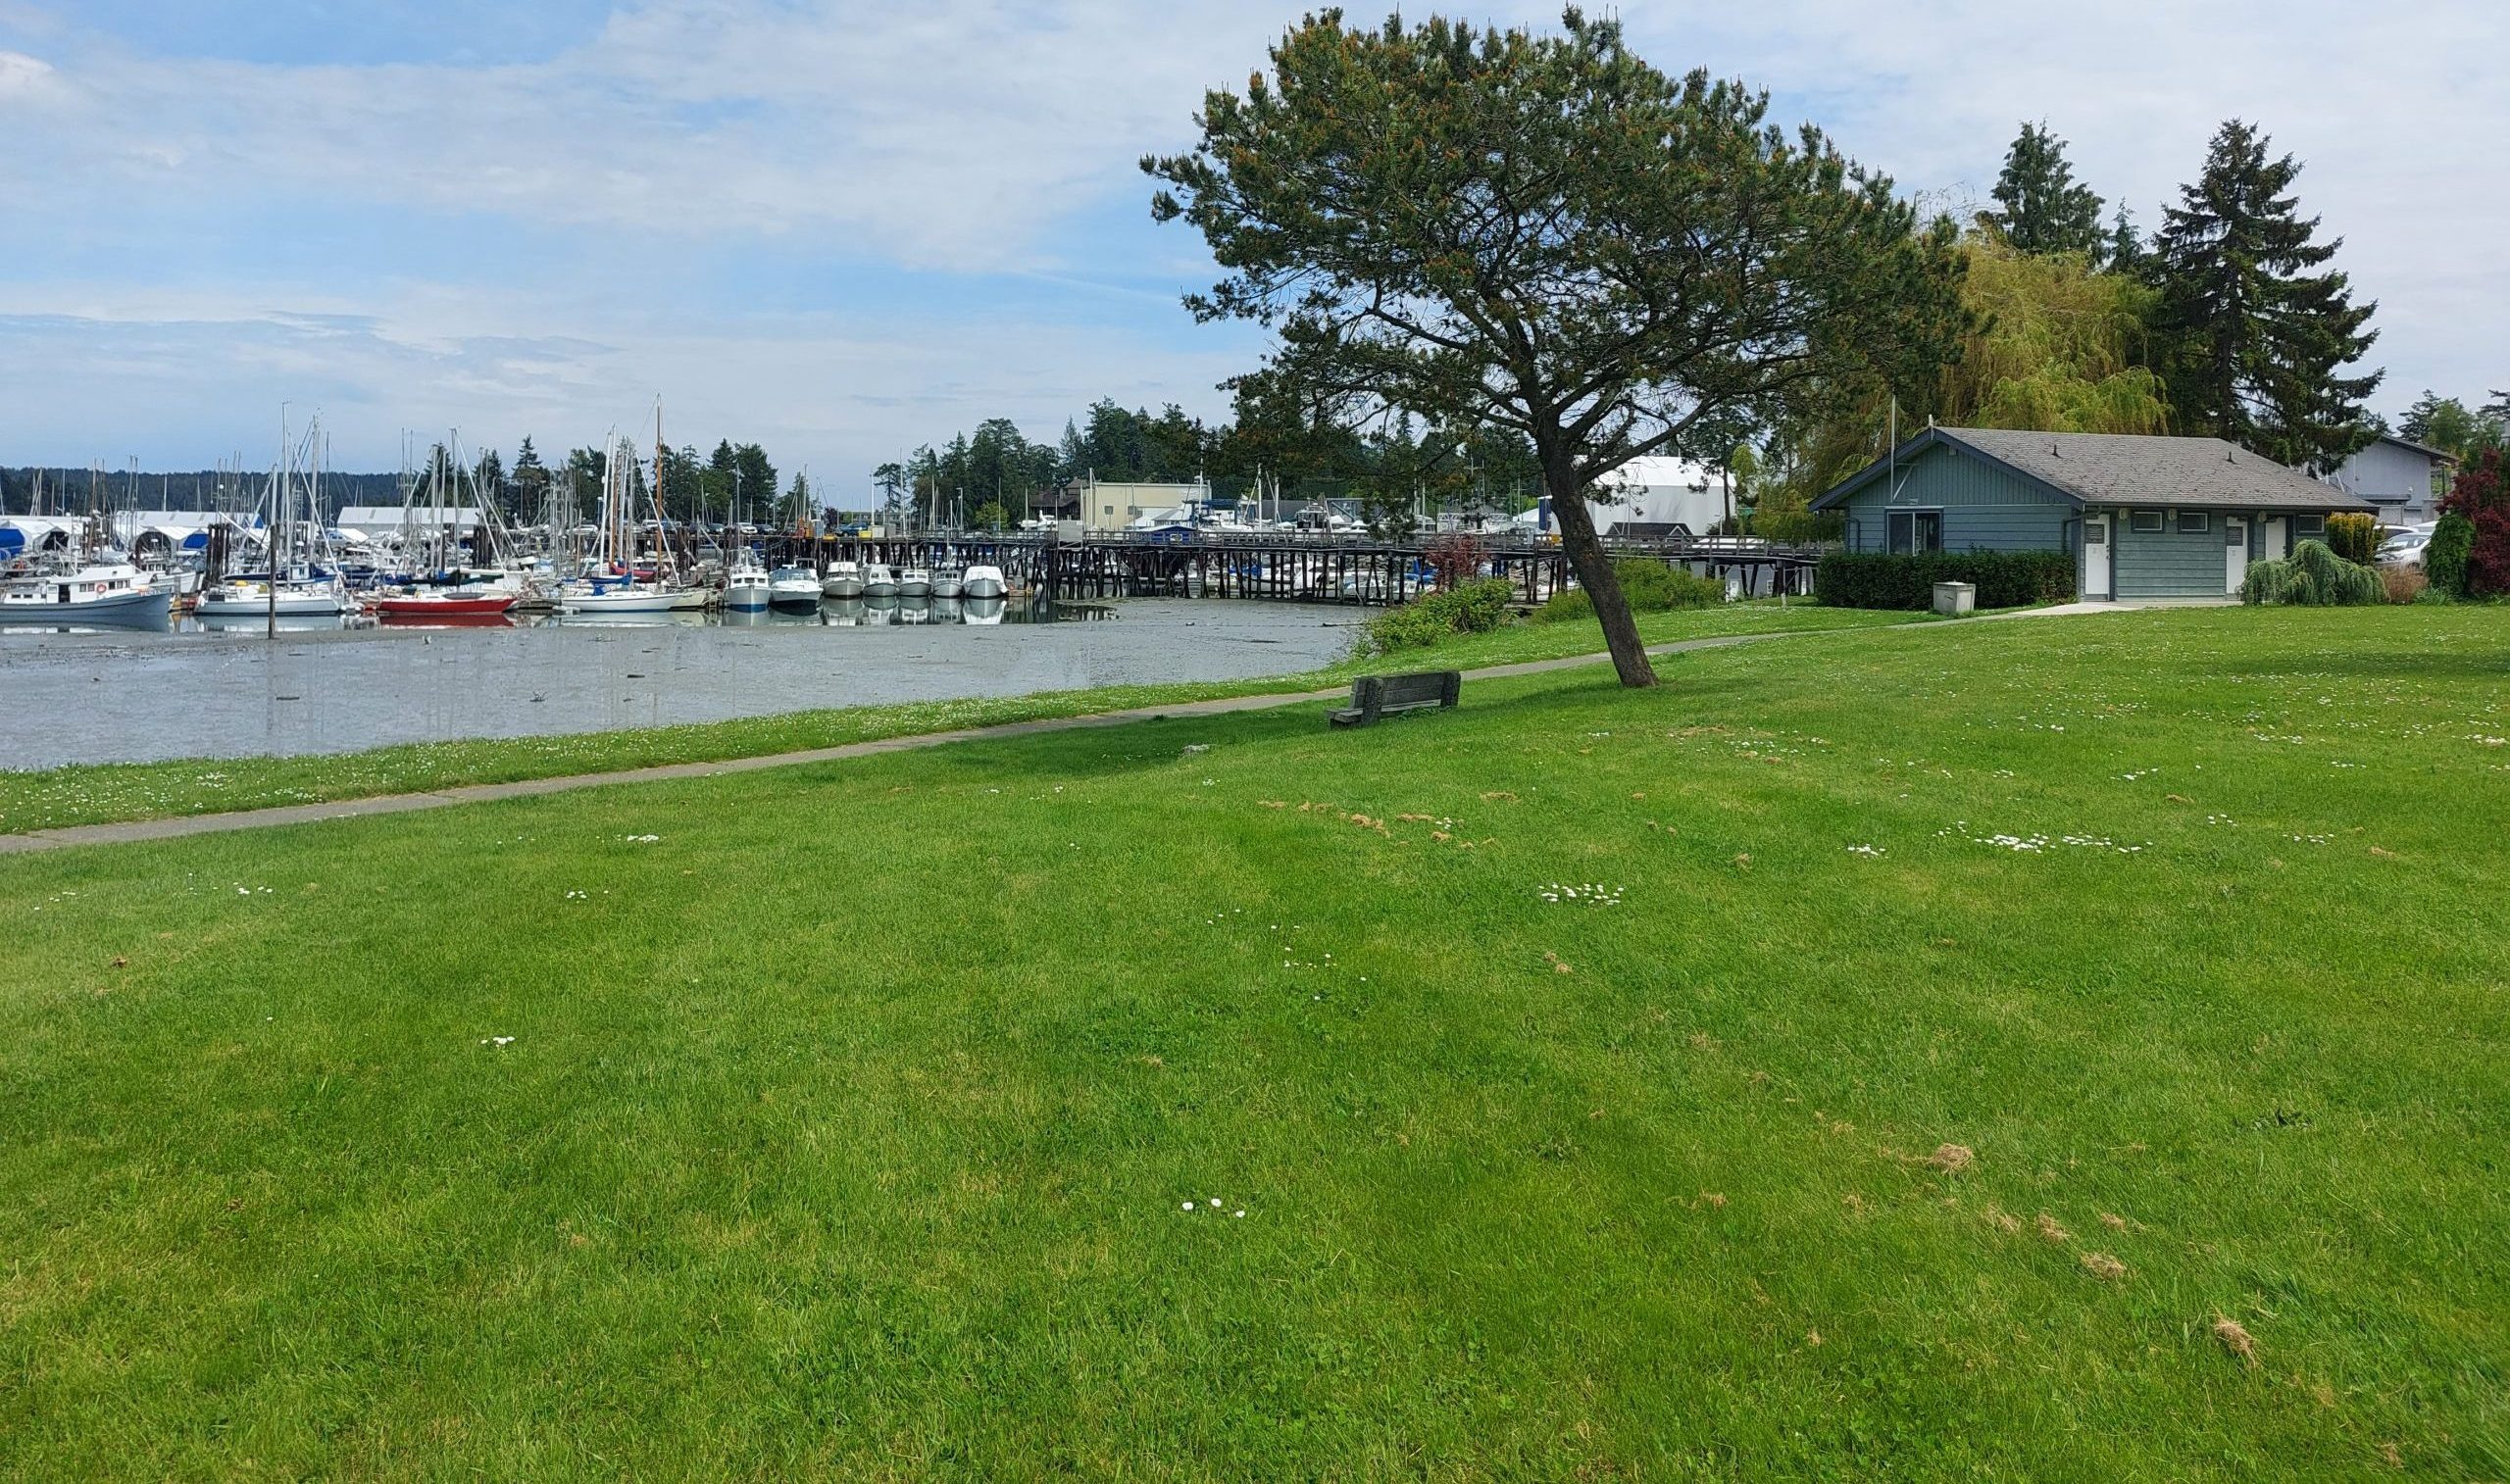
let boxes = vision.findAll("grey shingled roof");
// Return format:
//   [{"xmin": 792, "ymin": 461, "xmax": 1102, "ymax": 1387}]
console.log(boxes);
[
  {"xmin": 1813, "ymin": 428, "xmax": 2378, "ymax": 513},
  {"xmin": 1936, "ymin": 429, "xmax": 2376, "ymax": 512}
]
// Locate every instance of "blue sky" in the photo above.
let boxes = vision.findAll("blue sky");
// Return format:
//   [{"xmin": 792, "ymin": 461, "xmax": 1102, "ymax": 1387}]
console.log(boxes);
[{"xmin": 4, "ymin": 1, "xmax": 2504, "ymax": 496}]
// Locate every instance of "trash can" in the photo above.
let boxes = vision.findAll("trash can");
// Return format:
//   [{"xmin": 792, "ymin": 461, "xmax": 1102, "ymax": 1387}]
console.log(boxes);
[{"xmin": 1933, "ymin": 581, "xmax": 1976, "ymax": 617}]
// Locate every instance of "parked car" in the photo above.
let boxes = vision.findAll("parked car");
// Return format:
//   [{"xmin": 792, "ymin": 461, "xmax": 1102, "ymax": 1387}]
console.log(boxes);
[{"xmin": 2375, "ymin": 523, "xmax": 2436, "ymax": 568}]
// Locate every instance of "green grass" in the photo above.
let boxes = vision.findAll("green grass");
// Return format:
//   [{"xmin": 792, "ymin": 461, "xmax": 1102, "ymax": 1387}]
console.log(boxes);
[
  {"xmin": 0, "ymin": 602, "xmax": 1901, "ymax": 833},
  {"xmin": 3, "ymin": 605, "xmax": 2504, "ymax": 1478}
]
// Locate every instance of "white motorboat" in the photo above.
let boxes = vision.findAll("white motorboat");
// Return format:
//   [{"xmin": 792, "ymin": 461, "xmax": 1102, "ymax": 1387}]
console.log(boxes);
[
  {"xmin": 724, "ymin": 559, "xmax": 772, "ymax": 614},
  {"xmin": 768, "ymin": 566, "xmax": 823, "ymax": 612},
  {"xmin": 897, "ymin": 567, "xmax": 933, "ymax": 599},
  {"xmin": 929, "ymin": 569, "xmax": 965, "ymax": 600},
  {"xmin": 961, "ymin": 565, "xmax": 1007, "ymax": 600},
  {"xmin": 0, "ymin": 562, "xmax": 172, "ymax": 624},
  {"xmin": 862, "ymin": 563, "xmax": 899, "ymax": 599},
  {"xmin": 822, "ymin": 560, "xmax": 866, "ymax": 599}
]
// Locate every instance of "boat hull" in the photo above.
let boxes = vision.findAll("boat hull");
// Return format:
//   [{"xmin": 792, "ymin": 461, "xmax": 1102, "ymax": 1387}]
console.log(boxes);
[
  {"xmin": 0, "ymin": 588, "xmax": 173, "ymax": 624},
  {"xmin": 375, "ymin": 595, "xmax": 518, "ymax": 619},
  {"xmin": 554, "ymin": 589, "xmax": 677, "ymax": 615},
  {"xmin": 194, "ymin": 593, "xmax": 352, "ymax": 617},
  {"xmin": 823, "ymin": 576, "xmax": 866, "ymax": 599},
  {"xmin": 929, "ymin": 574, "xmax": 965, "ymax": 600},
  {"xmin": 724, "ymin": 586, "xmax": 771, "ymax": 613}
]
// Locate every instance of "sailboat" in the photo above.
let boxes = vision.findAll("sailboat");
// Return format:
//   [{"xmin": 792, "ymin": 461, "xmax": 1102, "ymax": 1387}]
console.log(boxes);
[
  {"xmin": 555, "ymin": 426, "xmax": 683, "ymax": 615},
  {"xmin": 196, "ymin": 415, "xmax": 354, "ymax": 618}
]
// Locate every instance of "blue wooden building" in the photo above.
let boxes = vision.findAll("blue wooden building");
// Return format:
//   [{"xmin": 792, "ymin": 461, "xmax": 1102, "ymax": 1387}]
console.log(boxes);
[{"xmin": 1810, "ymin": 427, "xmax": 2377, "ymax": 600}]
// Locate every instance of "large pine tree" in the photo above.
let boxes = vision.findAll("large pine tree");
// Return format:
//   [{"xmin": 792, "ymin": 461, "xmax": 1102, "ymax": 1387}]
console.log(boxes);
[
  {"xmin": 1988, "ymin": 122, "xmax": 2105, "ymax": 258},
  {"xmin": 2153, "ymin": 120, "xmax": 2381, "ymax": 470}
]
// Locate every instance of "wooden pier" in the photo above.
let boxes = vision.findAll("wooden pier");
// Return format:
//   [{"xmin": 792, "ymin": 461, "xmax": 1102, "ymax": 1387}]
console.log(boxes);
[{"xmin": 757, "ymin": 532, "xmax": 1822, "ymax": 608}]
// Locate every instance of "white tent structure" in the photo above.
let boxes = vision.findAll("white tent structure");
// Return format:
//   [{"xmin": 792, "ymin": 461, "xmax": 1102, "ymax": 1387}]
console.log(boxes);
[
  {"xmin": 1508, "ymin": 457, "xmax": 1731, "ymax": 539},
  {"xmin": 1590, "ymin": 457, "xmax": 1727, "ymax": 536}
]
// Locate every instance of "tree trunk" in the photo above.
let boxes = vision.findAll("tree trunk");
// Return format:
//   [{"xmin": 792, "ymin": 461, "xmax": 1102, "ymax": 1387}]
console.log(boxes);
[{"xmin": 1547, "ymin": 473, "xmax": 1657, "ymax": 688}]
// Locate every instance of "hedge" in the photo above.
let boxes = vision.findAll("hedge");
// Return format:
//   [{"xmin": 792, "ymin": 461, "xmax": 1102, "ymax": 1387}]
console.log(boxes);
[{"xmin": 1813, "ymin": 550, "xmax": 2078, "ymax": 611}]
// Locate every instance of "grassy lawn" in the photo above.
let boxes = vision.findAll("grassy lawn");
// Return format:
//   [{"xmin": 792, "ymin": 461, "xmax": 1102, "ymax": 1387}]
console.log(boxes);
[
  {"xmin": 3, "ymin": 606, "xmax": 2503, "ymax": 1478},
  {"xmin": 0, "ymin": 601, "xmax": 1902, "ymax": 834}
]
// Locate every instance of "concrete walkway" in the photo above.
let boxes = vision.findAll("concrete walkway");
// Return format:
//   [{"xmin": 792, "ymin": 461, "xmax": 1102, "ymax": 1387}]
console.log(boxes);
[{"xmin": 1, "ymin": 631, "xmax": 1807, "ymax": 857}]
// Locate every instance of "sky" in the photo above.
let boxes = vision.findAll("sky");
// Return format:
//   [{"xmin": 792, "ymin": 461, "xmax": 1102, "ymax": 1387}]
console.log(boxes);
[{"xmin": 2, "ymin": 0, "xmax": 2504, "ymax": 495}]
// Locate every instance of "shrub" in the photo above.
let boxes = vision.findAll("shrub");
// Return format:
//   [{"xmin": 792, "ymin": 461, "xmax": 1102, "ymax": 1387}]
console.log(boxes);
[
  {"xmin": 2379, "ymin": 564, "xmax": 2428, "ymax": 604},
  {"xmin": 2424, "ymin": 512, "xmax": 2475, "ymax": 599},
  {"xmin": 2438, "ymin": 449, "xmax": 2507, "ymax": 596},
  {"xmin": 1364, "ymin": 576, "xmax": 1515, "ymax": 653},
  {"xmin": 2240, "ymin": 539, "xmax": 2382, "ymax": 606},
  {"xmin": 1422, "ymin": 533, "xmax": 1490, "ymax": 591},
  {"xmin": 1536, "ymin": 559, "xmax": 1728, "ymax": 623},
  {"xmin": 1812, "ymin": 550, "xmax": 2077, "ymax": 611},
  {"xmin": 2324, "ymin": 512, "xmax": 2379, "ymax": 565}
]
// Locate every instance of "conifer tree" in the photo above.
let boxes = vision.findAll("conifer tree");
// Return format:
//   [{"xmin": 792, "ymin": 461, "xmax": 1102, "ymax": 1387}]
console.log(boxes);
[
  {"xmin": 1988, "ymin": 122, "xmax": 2105, "ymax": 258},
  {"xmin": 2104, "ymin": 206, "xmax": 2148, "ymax": 278},
  {"xmin": 2153, "ymin": 120, "xmax": 2381, "ymax": 470}
]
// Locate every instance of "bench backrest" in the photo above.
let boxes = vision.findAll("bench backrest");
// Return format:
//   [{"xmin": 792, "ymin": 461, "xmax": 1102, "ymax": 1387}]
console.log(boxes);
[{"xmin": 1352, "ymin": 670, "xmax": 1462, "ymax": 712}]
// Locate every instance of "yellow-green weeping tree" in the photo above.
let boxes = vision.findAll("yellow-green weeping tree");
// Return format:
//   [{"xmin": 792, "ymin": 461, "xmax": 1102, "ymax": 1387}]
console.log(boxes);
[{"xmin": 1774, "ymin": 232, "xmax": 2173, "ymax": 504}]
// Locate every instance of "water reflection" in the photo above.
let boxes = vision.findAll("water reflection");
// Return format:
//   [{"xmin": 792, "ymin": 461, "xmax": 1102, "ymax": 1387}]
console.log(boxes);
[{"xmin": 24, "ymin": 591, "xmax": 1108, "ymax": 641}]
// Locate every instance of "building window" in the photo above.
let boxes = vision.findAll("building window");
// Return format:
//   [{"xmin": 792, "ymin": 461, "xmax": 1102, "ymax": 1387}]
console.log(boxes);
[
  {"xmin": 2296, "ymin": 515, "xmax": 2325, "ymax": 538},
  {"xmin": 2130, "ymin": 511, "xmax": 2165, "ymax": 534},
  {"xmin": 2176, "ymin": 511, "xmax": 2210, "ymax": 534},
  {"xmin": 1885, "ymin": 510, "xmax": 1942, "ymax": 555}
]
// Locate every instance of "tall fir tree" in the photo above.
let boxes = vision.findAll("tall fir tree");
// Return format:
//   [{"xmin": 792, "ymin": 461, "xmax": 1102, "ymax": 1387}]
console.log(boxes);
[
  {"xmin": 2104, "ymin": 206, "xmax": 2148, "ymax": 279},
  {"xmin": 2153, "ymin": 120, "xmax": 2381, "ymax": 470},
  {"xmin": 1988, "ymin": 122, "xmax": 2105, "ymax": 258}
]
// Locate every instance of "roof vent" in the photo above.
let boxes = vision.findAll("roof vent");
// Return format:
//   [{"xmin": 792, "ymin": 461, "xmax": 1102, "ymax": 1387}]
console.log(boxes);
[
  {"xmin": 2051, "ymin": 441, "xmax": 2062, "ymax": 458},
  {"xmin": 2227, "ymin": 448, "xmax": 2235, "ymax": 463}
]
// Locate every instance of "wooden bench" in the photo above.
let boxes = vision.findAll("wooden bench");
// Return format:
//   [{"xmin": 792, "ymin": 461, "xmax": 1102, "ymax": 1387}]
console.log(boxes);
[{"xmin": 1330, "ymin": 670, "xmax": 1462, "ymax": 727}]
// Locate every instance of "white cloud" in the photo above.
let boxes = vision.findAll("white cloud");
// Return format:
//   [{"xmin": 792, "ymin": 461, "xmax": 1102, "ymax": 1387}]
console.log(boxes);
[
  {"xmin": 0, "ymin": 46, "xmax": 54, "ymax": 97},
  {"xmin": 2, "ymin": 0, "xmax": 2505, "ymax": 479},
  {"xmin": 4, "ymin": 0, "xmax": 1280, "ymax": 272}
]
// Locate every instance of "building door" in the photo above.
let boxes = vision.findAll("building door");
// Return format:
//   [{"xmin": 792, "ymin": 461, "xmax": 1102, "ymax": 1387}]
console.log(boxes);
[
  {"xmin": 2083, "ymin": 512, "xmax": 2111, "ymax": 600},
  {"xmin": 2262, "ymin": 515, "xmax": 2287, "ymax": 561},
  {"xmin": 2224, "ymin": 517, "xmax": 2248, "ymax": 594}
]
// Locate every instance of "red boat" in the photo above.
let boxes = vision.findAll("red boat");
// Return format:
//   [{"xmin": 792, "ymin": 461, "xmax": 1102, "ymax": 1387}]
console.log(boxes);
[{"xmin": 373, "ymin": 593, "xmax": 519, "ymax": 621}]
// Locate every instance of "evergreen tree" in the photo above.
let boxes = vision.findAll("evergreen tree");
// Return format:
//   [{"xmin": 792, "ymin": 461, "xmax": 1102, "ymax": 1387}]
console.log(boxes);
[
  {"xmin": 2153, "ymin": 120, "xmax": 2382, "ymax": 470},
  {"xmin": 2104, "ymin": 206, "xmax": 2148, "ymax": 278},
  {"xmin": 1988, "ymin": 122, "xmax": 2105, "ymax": 258},
  {"xmin": 511, "ymin": 436, "xmax": 551, "ymax": 519}
]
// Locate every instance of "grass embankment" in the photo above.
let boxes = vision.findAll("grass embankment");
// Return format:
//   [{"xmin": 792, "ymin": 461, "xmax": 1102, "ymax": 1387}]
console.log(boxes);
[
  {"xmin": 0, "ymin": 602, "xmax": 1901, "ymax": 833},
  {"xmin": 4, "ymin": 606, "xmax": 2506, "ymax": 1477}
]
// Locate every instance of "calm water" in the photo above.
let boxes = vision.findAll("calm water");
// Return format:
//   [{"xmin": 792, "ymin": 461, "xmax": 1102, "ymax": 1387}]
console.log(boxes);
[{"xmin": 0, "ymin": 599, "xmax": 1365, "ymax": 767}]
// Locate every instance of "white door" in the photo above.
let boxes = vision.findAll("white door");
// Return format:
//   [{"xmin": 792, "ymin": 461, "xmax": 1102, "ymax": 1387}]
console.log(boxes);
[
  {"xmin": 2224, "ymin": 517, "xmax": 2248, "ymax": 594},
  {"xmin": 2262, "ymin": 515, "xmax": 2287, "ymax": 563},
  {"xmin": 2083, "ymin": 512, "xmax": 2112, "ymax": 600}
]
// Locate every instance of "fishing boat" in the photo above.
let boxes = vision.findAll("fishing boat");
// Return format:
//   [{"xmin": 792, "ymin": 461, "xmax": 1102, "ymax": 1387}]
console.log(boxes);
[
  {"xmin": 929, "ymin": 568, "xmax": 965, "ymax": 600},
  {"xmin": 862, "ymin": 563, "xmax": 899, "ymax": 599},
  {"xmin": 822, "ymin": 560, "xmax": 866, "ymax": 599},
  {"xmin": 768, "ymin": 565, "xmax": 823, "ymax": 612},
  {"xmin": 724, "ymin": 555, "xmax": 772, "ymax": 614},
  {"xmin": 0, "ymin": 562, "xmax": 172, "ymax": 624},
  {"xmin": 898, "ymin": 567, "xmax": 933, "ymax": 599},
  {"xmin": 961, "ymin": 564, "xmax": 1007, "ymax": 600}
]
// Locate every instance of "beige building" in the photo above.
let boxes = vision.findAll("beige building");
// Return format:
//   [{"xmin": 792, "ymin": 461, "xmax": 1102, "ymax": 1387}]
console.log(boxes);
[{"xmin": 1074, "ymin": 475, "xmax": 1212, "ymax": 533}]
